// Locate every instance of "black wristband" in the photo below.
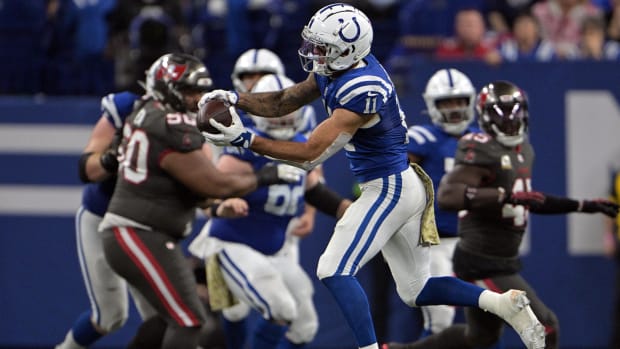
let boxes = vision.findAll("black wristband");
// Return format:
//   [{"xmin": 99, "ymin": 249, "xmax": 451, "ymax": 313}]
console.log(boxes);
[
  {"xmin": 99, "ymin": 149, "xmax": 119, "ymax": 174},
  {"xmin": 255, "ymin": 165, "xmax": 279, "ymax": 186},
  {"xmin": 210, "ymin": 202, "xmax": 221, "ymax": 218},
  {"xmin": 78, "ymin": 152, "xmax": 94, "ymax": 183},
  {"xmin": 304, "ymin": 182, "xmax": 345, "ymax": 217}
]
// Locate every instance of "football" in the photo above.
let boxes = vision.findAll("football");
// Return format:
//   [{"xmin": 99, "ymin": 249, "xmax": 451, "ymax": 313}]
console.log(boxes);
[{"xmin": 197, "ymin": 99, "xmax": 232, "ymax": 134}]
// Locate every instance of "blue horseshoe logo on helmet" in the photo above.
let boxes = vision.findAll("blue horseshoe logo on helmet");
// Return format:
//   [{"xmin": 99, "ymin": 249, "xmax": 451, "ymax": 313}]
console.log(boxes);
[{"xmin": 338, "ymin": 17, "xmax": 360, "ymax": 43}]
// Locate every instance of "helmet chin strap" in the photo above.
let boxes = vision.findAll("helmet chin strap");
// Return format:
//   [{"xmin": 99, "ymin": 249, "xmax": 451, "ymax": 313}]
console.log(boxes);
[
  {"xmin": 442, "ymin": 121, "xmax": 469, "ymax": 136},
  {"xmin": 491, "ymin": 124, "xmax": 524, "ymax": 146}
]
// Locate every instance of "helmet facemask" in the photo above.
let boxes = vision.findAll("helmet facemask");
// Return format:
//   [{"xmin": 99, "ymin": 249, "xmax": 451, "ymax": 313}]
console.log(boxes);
[
  {"xmin": 476, "ymin": 80, "xmax": 529, "ymax": 147},
  {"xmin": 423, "ymin": 69, "xmax": 476, "ymax": 136},
  {"xmin": 481, "ymin": 102, "xmax": 528, "ymax": 146},
  {"xmin": 252, "ymin": 110, "xmax": 303, "ymax": 140},
  {"xmin": 431, "ymin": 96, "xmax": 474, "ymax": 135}
]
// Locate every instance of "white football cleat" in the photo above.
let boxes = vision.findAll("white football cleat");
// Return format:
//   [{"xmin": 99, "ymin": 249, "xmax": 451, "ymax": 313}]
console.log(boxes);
[{"xmin": 497, "ymin": 290, "xmax": 546, "ymax": 349}]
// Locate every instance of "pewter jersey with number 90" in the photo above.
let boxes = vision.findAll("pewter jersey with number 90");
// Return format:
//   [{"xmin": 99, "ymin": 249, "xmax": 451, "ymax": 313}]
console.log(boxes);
[
  {"xmin": 454, "ymin": 132, "xmax": 535, "ymax": 258},
  {"xmin": 107, "ymin": 99, "xmax": 205, "ymax": 238}
]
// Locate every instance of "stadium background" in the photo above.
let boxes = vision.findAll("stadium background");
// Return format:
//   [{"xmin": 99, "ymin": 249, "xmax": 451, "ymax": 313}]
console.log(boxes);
[{"xmin": 1, "ymin": 60, "xmax": 619, "ymax": 348}]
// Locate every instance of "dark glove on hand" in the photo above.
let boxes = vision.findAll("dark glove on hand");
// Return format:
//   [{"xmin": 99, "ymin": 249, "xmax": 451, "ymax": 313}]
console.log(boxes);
[
  {"xmin": 255, "ymin": 164, "xmax": 302, "ymax": 186},
  {"xmin": 580, "ymin": 199, "xmax": 620, "ymax": 218},
  {"xmin": 505, "ymin": 191, "xmax": 546, "ymax": 208},
  {"xmin": 99, "ymin": 148, "xmax": 119, "ymax": 173},
  {"xmin": 100, "ymin": 130, "xmax": 122, "ymax": 174}
]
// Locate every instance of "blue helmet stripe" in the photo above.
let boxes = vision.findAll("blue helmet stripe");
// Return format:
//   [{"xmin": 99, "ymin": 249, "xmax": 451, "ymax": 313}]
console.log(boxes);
[
  {"xmin": 252, "ymin": 49, "xmax": 259, "ymax": 64},
  {"xmin": 446, "ymin": 69, "xmax": 454, "ymax": 88}
]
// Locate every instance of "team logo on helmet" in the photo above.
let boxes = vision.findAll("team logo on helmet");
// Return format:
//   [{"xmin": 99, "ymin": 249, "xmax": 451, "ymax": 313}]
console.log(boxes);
[{"xmin": 339, "ymin": 17, "xmax": 361, "ymax": 43}]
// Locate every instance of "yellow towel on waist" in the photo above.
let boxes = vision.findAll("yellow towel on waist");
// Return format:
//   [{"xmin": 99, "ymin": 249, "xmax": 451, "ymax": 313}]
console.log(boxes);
[
  {"xmin": 206, "ymin": 254, "xmax": 238, "ymax": 311},
  {"xmin": 410, "ymin": 163, "xmax": 441, "ymax": 246}
]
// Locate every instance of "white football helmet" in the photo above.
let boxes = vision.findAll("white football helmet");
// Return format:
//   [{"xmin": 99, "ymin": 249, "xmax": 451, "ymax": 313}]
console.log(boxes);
[
  {"xmin": 423, "ymin": 68, "xmax": 476, "ymax": 135},
  {"xmin": 231, "ymin": 48, "xmax": 285, "ymax": 92},
  {"xmin": 298, "ymin": 3, "xmax": 373, "ymax": 76},
  {"xmin": 250, "ymin": 74, "xmax": 304, "ymax": 140}
]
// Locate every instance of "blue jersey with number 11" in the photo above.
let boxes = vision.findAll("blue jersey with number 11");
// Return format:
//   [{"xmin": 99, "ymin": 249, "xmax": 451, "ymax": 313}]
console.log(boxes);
[{"xmin": 314, "ymin": 54, "xmax": 409, "ymax": 183}]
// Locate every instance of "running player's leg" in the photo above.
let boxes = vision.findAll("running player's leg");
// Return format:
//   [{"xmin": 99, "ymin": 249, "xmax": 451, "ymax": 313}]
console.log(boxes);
[
  {"xmin": 218, "ymin": 242, "xmax": 298, "ymax": 324},
  {"xmin": 221, "ymin": 303, "xmax": 251, "ymax": 349},
  {"xmin": 382, "ymin": 172, "xmax": 543, "ymax": 349},
  {"xmin": 275, "ymin": 251, "xmax": 319, "ymax": 346},
  {"xmin": 316, "ymin": 170, "xmax": 416, "ymax": 348},
  {"xmin": 475, "ymin": 274, "xmax": 558, "ymax": 349},
  {"xmin": 102, "ymin": 227, "xmax": 207, "ymax": 349},
  {"xmin": 420, "ymin": 238, "xmax": 458, "ymax": 336},
  {"xmin": 217, "ymin": 242, "xmax": 301, "ymax": 349},
  {"xmin": 56, "ymin": 208, "xmax": 129, "ymax": 349}
]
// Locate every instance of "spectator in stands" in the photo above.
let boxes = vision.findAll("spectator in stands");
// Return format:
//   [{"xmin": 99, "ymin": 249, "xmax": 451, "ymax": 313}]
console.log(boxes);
[
  {"xmin": 498, "ymin": 11, "xmax": 559, "ymax": 62},
  {"xmin": 486, "ymin": 0, "xmax": 539, "ymax": 35},
  {"xmin": 110, "ymin": 0, "xmax": 189, "ymax": 93},
  {"xmin": 226, "ymin": 0, "xmax": 286, "ymax": 58},
  {"xmin": 532, "ymin": 0, "xmax": 602, "ymax": 58},
  {"xmin": 577, "ymin": 15, "xmax": 620, "ymax": 59},
  {"xmin": 42, "ymin": 0, "xmax": 78, "ymax": 95},
  {"xmin": 74, "ymin": 0, "xmax": 118, "ymax": 95},
  {"xmin": 603, "ymin": 0, "xmax": 620, "ymax": 41},
  {"xmin": 435, "ymin": 8, "xmax": 502, "ymax": 64},
  {"xmin": 42, "ymin": 0, "xmax": 117, "ymax": 95},
  {"xmin": 395, "ymin": 1, "xmax": 486, "ymax": 56}
]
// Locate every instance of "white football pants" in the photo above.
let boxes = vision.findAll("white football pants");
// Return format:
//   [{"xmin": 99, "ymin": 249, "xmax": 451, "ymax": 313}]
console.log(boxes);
[
  {"xmin": 316, "ymin": 166, "xmax": 432, "ymax": 307},
  {"xmin": 217, "ymin": 240, "xmax": 318, "ymax": 344}
]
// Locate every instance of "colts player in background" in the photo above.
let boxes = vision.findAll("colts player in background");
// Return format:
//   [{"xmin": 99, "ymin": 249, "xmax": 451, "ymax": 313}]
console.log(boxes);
[
  {"xmin": 406, "ymin": 68, "xmax": 485, "ymax": 340},
  {"xmin": 199, "ymin": 3, "xmax": 547, "ymax": 349},
  {"xmin": 386, "ymin": 80, "xmax": 619, "ymax": 349},
  {"xmin": 228, "ymin": 47, "xmax": 321, "ymax": 256},
  {"xmin": 208, "ymin": 48, "xmax": 322, "ymax": 349},
  {"xmin": 56, "ymin": 69, "xmax": 158, "ymax": 349}
]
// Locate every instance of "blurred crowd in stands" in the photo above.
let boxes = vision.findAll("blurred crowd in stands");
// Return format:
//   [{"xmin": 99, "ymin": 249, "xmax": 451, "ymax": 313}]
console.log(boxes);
[{"xmin": 0, "ymin": 0, "xmax": 619, "ymax": 96}]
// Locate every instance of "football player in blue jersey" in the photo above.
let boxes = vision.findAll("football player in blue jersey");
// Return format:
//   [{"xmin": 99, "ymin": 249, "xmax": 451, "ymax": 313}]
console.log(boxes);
[
  {"xmin": 229, "ymin": 48, "xmax": 320, "ymax": 246},
  {"xmin": 190, "ymin": 73, "xmax": 351, "ymax": 349},
  {"xmin": 406, "ymin": 68, "xmax": 480, "ymax": 339},
  {"xmin": 208, "ymin": 49, "xmax": 321, "ymax": 349},
  {"xmin": 198, "ymin": 4, "xmax": 545, "ymax": 349},
  {"xmin": 55, "ymin": 77, "xmax": 162, "ymax": 349}
]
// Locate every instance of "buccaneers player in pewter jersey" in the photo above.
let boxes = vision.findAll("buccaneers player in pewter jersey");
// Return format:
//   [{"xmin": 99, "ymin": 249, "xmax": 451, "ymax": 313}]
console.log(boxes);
[
  {"xmin": 386, "ymin": 81, "xmax": 619, "ymax": 349},
  {"xmin": 99, "ymin": 53, "xmax": 300, "ymax": 349}
]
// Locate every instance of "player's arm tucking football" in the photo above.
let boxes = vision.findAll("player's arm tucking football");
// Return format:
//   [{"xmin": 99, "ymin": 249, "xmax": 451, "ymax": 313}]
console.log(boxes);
[
  {"xmin": 237, "ymin": 73, "xmax": 321, "ymax": 118},
  {"xmin": 436, "ymin": 164, "xmax": 504, "ymax": 210}
]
